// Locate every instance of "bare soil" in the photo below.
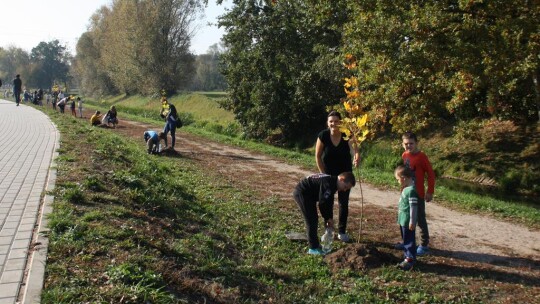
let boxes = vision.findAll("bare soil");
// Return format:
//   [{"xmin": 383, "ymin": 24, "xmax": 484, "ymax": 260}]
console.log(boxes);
[{"xmin": 85, "ymin": 113, "xmax": 540, "ymax": 297}]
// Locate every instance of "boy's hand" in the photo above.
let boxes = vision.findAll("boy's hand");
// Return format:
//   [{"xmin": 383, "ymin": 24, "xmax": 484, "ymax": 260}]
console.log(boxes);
[
  {"xmin": 425, "ymin": 193, "xmax": 433, "ymax": 202},
  {"xmin": 409, "ymin": 223, "xmax": 416, "ymax": 231}
]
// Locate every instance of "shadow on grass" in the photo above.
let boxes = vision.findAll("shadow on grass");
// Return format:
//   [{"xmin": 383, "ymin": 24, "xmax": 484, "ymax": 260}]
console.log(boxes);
[
  {"xmin": 431, "ymin": 248, "xmax": 540, "ymax": 270},
  {"xmin": 373, "ymin": 241, "xmax": 540, "ymax": 287},
  {"xmin": 418, "ymin": 248, "xmax": 540, "ymax": 287},
  {"xmin": 419, "ymin": 259, "xmax": 540, "ymax": 287}
]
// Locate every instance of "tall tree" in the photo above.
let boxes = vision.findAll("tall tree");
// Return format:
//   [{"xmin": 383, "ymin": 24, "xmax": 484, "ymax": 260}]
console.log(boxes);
[
  {"xmin": 0, "ymin": 46, "xmax": 31, "ymax": 84},
  {"xmin": 190, "ymin": 43, "xmax": 227, "ymax": 91},
  {"xmin": 28, "ymin": 40, "xmax": 71, "ymax": 90},
  {"xmin": 342, "ymin": 0, "xmax": 540, "ymax": 134},
  {"xmin": 74, "ymin": 0, "xmax": 203, "ymax": 96},
  {"xmin": 219, "ymin": 0, "xmax": 348, "ymax": 145}
]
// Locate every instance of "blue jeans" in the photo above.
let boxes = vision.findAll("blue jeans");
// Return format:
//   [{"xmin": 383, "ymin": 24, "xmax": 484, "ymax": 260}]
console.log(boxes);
[
  {"xmin": 163, "ymin": 122, "xmax": 176, "ymax": 148},
  {"xmin": 400, "ymin": 225, "xmax": 416, "ymax": 261}
]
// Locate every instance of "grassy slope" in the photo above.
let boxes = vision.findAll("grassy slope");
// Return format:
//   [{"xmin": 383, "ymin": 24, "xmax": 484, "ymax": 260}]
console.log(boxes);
[
  {"xmin": 40, "ymin": 107, "xmax": 538, "ymax": 303},
  {"xmin": 81, "ymin": 93, "xmax": 540, "ymax": 227}
]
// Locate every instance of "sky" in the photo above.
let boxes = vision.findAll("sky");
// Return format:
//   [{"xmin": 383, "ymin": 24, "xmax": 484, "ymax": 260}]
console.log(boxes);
[{"xmin": 0, "ymin": 0, "xmax": 231, "ymax": 55}]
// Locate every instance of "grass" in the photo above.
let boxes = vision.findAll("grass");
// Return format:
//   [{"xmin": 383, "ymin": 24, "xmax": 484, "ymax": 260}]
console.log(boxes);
[
  {"xmin": 88, "ymin": 92, "xmax": 235, "ymax": 126},
  {"xmin": 38, "ymin": 107, "xmax": 540, "ymax": 303},
  {"xmin": 79, "ymin": 92, "xmax": 540, "ymax": 227}
]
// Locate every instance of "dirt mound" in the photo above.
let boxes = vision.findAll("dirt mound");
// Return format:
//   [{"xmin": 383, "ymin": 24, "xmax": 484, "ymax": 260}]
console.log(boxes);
[{"xmin": 325, "ymin": 244, "xmax": 399, "ymax": 272}]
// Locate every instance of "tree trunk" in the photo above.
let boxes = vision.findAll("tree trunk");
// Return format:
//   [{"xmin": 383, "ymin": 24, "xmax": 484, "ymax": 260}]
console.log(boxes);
[{"xmin": 533, "ymin": 68, "xmax": 540, "ymax": 121}]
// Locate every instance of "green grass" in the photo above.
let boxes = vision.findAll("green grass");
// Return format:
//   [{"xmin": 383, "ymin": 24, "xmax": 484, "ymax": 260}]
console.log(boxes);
[
  {"xmin": 80, "ymin": 92, "xmax": 540, "ymax": 227},
  {"xmin": 87, "ymin": 92, "xmax": 234, "ymax": 126},
  {"xmin": 34, "ymin": 105, "xmax": 539, "ymax": 303}
]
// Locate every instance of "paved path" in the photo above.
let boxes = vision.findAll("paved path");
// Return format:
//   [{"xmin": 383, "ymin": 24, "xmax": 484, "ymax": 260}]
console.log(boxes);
[{"xmin": 0, "ymin": 99, "xmax": 59, "ymax": 304}]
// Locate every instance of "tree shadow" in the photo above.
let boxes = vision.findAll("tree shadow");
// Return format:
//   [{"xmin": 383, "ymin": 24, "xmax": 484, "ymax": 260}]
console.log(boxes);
[
  {"xmin": 421, "ymin": 248, "xmax": 540, "ymax": 287},
  {"xmin": 374, "ymin": 241, "xmax": 540, "ymax": 286}
]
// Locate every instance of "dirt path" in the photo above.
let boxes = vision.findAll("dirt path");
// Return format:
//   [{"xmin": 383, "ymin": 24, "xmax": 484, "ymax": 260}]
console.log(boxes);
[{"xmin": 102, "ymin": 116, "xmax": 540, "ymax": 273}]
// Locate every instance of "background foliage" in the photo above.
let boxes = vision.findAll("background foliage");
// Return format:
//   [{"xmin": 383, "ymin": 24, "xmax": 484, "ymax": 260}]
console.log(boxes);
[
  {"xmin": 0, "ymin": 40, "xmax": 70, "ymax": 90},
  {"xmin": 73, "ymin": 0, "xmax": 204, "ymax": 96},
  {"xmin": 218, "ymin": 0, "xmax": 539, "ymax": 143}
]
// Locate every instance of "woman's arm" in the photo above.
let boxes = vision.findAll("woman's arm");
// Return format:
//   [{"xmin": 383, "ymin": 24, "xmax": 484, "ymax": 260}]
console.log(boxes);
[
  {"xmin": 315, "ymin": 138, "xmax": 326, "ymax": 173},
  {"xmin": 348, "ymin": 139, "xmax": 360, "ymax": 168}
]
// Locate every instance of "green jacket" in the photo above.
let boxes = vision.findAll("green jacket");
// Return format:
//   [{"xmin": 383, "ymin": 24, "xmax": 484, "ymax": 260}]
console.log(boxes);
[{"xmin": 397, "ymin": 186, "xmax": 419, "ymax": 227}]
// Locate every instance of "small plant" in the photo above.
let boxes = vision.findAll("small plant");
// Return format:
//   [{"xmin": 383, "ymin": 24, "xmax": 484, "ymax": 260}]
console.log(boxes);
[{"xmin": 337, "ymin": 54, "xmax": 372, "ymax": 242}]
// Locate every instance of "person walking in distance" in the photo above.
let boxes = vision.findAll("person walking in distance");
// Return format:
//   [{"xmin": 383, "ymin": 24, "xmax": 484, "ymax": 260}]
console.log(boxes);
[
  {"xmin": 13, "ymin": 74, "xmax": 22, "ymax": 106},
  {"xmin": 77, "ymin": 97, "xmax": 83, "ymax": 118},
  {"xmin": 400, "ymin": 131, "xmax": 436, "ymax": 256},
  {"xmin": 315, "ymin": 111, "xmax": 360, "ymax": 243}
]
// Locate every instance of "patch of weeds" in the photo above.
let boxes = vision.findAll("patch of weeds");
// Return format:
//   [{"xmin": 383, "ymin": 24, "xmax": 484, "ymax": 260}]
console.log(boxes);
[
  {"xmin": 63, "ymin": 187, "xmax": 86, "ymax": 204},
  {"xmin": 105, "ymin": 263, "xmax": 176, "ymax": 303},
  {"xmin": 47, "ymin": 202, "xmax": 77, "ymax": 235},
  {"xmin": 80, "ymin": 210, "xmax": 104, "ymax": 222},
  {"xmin": 112, "ymin": 170, "xmax": 145, "ymax": 189},
  {"xmin": 82, "ymin": 175, "xmax": 106, "ymax": 192}
]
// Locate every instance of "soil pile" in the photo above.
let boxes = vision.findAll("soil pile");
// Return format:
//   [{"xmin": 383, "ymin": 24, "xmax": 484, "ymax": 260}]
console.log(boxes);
[{"xmin": 325, "ymin": 244, "xmax": 399, "ymax": 272}]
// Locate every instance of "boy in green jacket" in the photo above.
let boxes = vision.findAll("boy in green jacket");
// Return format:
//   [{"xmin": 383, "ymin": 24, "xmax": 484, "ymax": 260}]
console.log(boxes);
[{"xmin": 395, "ymin": 165, "xmax": 419, "ymax": 271}]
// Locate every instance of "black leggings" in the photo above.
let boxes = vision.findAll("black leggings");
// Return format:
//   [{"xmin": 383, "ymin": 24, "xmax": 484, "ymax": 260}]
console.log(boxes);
[{"xmin": 293, "ymin": 191, "xmax": 320, "ymax": 249}]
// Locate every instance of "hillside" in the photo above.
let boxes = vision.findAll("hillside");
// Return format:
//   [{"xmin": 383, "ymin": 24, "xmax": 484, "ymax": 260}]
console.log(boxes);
[
  {"xmin": 41, "ymin": 105, "xmax": 539, "ymax": 303},
  {"xmin": 86, "ymin": 92, "xmax": 540, "ymax": 204}
]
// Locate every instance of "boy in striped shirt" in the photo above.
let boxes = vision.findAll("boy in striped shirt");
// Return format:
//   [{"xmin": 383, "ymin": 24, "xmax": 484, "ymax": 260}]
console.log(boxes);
[{"xmin": 395, "ymin": 165, "xmax": 419, "ymax": 271}]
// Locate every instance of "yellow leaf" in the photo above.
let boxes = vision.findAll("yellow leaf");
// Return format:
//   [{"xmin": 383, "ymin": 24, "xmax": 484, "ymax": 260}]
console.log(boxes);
[
  {"xmin": 356, "ymin": 114, "xmax": 368, "ymax": 127},
  {"xmin": 344, "ymin": 101, "xmax": 351, "ymax": 112},
  {"xmin": 340, "ymin": 127, "xmax": 351, "ymax": 137}
]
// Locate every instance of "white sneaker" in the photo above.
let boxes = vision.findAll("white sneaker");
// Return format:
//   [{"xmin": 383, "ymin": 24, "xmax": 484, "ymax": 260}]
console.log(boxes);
[{"xmin": 338, "ymin": 233, "xmax": 350, "ymax": 242}]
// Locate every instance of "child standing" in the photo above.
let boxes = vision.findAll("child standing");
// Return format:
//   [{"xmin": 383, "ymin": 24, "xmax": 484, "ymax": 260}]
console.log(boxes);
[
  {"xmin": 293, "ymin": 172, "xmax": 356, "ymax": 255},
  {"xmin": 401, "ymin": 132, "xmax": 435, "ymax": 255},
  {"xmin": 70, "ymin": 96, "xmax": 77, "ymax": 116},
  {"xmin": 77, "ymin": 97, "xmax": 83, "ymax": 118},
  {"xmin": 394, "ymin": 165, "xmax": 419, "ymax": 271}
]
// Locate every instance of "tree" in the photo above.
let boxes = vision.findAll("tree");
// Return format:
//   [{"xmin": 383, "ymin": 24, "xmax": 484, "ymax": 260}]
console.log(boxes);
[
  {"xmin": 74, "ymin": 0, "xmax": 203, "ymax": 96},
  {"xmin": 190, "ymin": 43, "xmax": 227, "ymax": 91},
  {"xmin": 28, "ymin": 40, "xmax": 71, "ymax": 90},
  {"xmin": 219, "ymin": 0, "xmax": 349, "ymax": 145},
  {"xmin": 342, "ymin": 0, "xmax": 540, "ymax": 134},
  {"xmin": 0, "ymin": 46, "xmax": 31, "ymax": 84}
]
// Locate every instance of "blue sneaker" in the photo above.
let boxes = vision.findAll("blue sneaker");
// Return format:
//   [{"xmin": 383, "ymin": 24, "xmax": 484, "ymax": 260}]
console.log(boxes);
[
  {"xmin": 417, "ymin": 245, "xmax": 429, "ymax": 256},
  {"xmin": 394, "ymin": 243, "xmax": 404, "ymax": 250},
  {"xmin": 307, "ymin": 248, "xmax": 325, "ymax": 255}
]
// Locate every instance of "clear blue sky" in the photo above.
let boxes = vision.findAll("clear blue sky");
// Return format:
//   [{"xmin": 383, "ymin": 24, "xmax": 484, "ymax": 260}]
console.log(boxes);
[{"xmin": 0, "ymin": 0, "xmax": 230, "ymax": 55}]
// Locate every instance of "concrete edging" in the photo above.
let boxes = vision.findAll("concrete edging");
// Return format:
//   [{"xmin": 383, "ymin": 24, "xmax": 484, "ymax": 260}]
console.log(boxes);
[{"xmin": 20, "ymin": 123, "xmax": 60, "ymax": 304}]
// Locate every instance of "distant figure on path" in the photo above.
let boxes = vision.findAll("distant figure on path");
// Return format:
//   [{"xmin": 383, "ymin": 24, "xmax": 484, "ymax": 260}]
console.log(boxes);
[
  {"xmin": 57, "ymin": 96, "xmax": 68, "ymax": 113},
  {"xmin": 105, "ymin": 106, "xmax": 118, "ymax": 128},
  {"xmin": 77, "ymin": 97, "xmax": 83, "ymax": 118},
  {"xmin": 90, "ymin": 111, "xmax": 103, "ymax": 126},
  {"xmin": 163, "ymin": 104, "xmax": 178, "ymax": 150},
  {"xmin": 70, "ymin": 96, "xmax": 77, "ymax": 116},
  {"xmin": 13, "ymin": 74, "xmax": 22, "ymax": 106},
  {"xmin": 143, "ymin": 130, "xmax": 166, "ymax": 154}
]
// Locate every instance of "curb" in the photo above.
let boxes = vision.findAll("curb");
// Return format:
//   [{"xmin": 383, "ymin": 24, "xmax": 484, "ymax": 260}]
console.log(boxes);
[{"xmin": 20, "ymin": 121, "xmax": 60, "ymax": 304}]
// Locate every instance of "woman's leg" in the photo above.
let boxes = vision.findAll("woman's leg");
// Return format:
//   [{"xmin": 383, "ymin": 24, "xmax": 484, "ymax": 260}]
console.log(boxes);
[{"xmin": 170, "ymin": 126, "xmax": 176, "ymax": 148}]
